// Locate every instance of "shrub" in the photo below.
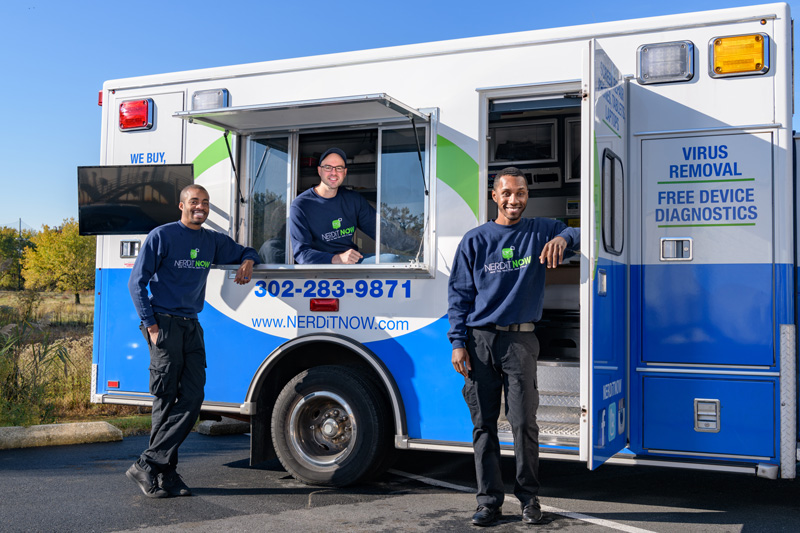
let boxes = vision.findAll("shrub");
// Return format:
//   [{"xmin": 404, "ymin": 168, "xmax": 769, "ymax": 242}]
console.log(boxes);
[{"xmin": 0, "ymin": 322, "xmax": 71, "ymax": 426}]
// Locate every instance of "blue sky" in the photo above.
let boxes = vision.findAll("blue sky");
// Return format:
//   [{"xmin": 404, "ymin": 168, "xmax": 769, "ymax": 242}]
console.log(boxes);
[{"xmin": 0, "ymin": 0, "xmax": 795, "ymax": 230}]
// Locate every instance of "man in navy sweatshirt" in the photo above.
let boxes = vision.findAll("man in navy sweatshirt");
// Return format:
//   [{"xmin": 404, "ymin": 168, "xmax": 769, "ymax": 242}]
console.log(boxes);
[
  {"xmin": 448, "ymin": 167, "xmax": 579, "ymax": 526},
  {"xmin": 127, "ymin": 184, "xmax": 260, "ymax": 498},
  {"xmin": 289, "ymin": 147, "xmax": 375, "ymax": 264}
]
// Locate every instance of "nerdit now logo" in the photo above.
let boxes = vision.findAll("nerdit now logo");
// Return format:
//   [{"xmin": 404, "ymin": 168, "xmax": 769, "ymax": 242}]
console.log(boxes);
[
  {"xmin": 484, "ymin": 246, "xmax": 532, "ymax": 273},
  {"xmin": 174, "ymin": 248, "xmax": 211, "ymax": 269},
  {"xmin": 321, "ymin": 219, "xmax": 356, "ymax": 242}
]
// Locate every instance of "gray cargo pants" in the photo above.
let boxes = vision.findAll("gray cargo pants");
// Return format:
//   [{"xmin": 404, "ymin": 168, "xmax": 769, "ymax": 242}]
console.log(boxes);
[
  {"xmin": 462, "ymin": 326, "xmax": 540, "ymax": 509},
  {"xmin": 137, "ymin": 313, "xmax": 206, "ymax": 474}
]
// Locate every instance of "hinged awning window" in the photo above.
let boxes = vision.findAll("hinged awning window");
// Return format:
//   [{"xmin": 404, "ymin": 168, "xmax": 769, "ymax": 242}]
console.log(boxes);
[{"xmin": 174, "ymin": 93, "xmax": 429, "ymax": 134}]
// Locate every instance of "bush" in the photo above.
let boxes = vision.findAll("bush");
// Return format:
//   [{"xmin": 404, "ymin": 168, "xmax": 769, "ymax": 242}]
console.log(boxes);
[
  {"xmin": 0, "ymin": 289, "xmax": 143, "ymax": 427},
  {"xmin": 0, "ymin": 322, "xmax": 70, "ymax": 426}
]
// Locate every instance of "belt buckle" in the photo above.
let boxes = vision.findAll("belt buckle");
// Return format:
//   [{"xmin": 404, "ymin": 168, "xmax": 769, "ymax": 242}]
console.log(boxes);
[{"xmin": 496, "ymin": 323, "xmax": 534, "ymax": 332}]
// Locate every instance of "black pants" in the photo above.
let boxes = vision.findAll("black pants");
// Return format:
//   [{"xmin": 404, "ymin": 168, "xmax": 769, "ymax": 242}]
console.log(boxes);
[
  {"xmin": 462, "ymin": 327, "xmax": 540, "ymax": 508},
  {"xmin": 137, "ymin": 314, "xmax": 206, "ymax": 474}
]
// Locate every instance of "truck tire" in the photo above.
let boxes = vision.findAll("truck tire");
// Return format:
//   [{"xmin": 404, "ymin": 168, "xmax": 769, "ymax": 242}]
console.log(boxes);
[{"xmin": 271, "ymin": 365, "xmax": 389, "ymax": 486}]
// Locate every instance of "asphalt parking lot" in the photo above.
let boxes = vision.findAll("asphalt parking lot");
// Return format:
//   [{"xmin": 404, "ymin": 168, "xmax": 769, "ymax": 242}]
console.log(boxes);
[{"xmin": 2, "ymin": 433, "xmax": 800, "ymax": 532}]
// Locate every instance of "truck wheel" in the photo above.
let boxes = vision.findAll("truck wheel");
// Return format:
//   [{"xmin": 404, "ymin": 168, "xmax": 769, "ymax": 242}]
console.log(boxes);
[{"xmin": 271, "ymin": 365, "xmax": 389, "ymax": 486}]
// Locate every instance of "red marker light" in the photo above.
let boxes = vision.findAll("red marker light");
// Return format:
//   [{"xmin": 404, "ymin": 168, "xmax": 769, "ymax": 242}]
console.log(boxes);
[
  {"xmin": 119, "ymin": 98, "xmax": 154, "ymax": 131},
  {"xmin": 107, "ymin": 380, "xmax": 120, "ymax": 389},
  {"xmin": 98, "ymin": 90, "xmax": 103, "ymax": 107},
  {"xmin": 310, "ymin": 298, "xmax": 339, "ymax": 312}
]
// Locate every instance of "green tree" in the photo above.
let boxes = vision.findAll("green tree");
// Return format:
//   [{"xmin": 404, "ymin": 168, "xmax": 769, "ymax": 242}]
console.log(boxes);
[
  {"xmin": 22, "ymin": 219, "xmax": 96, "ymax": 304},
  {"xmin": 0, "ymin": 226, "xmax": 35, "ymax": 290}
]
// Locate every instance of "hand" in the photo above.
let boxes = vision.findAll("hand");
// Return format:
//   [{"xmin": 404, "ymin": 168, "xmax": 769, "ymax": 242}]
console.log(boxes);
[
  {"xmin": 539, "ymin": 236, "xmax": 567, "ymax": 268},
  {"xmin": 332, "ymin": 249, "xmax": 363, "ymax": 265},
  {"xmin": 234, "ymin": 259, "xmax": 255, "ymax": 284},
  {"xmin": 452, "ymin": 347, "xmax": 471, "ymax": 378},
  {"xmin": 147, "ymin": 324, "xmax": 159, "ymax": 345}
]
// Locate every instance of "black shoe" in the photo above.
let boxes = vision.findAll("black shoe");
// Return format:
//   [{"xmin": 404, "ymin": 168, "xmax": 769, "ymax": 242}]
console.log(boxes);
[
  {"xmin": 159, "ymin": 470, "xmax": 192, "ymax": 497},
  {"xmin": 522, "ymin": 498, "xmax": 545, "ymax": 524},
  {"xmin": 126, "ymin": 462, "xmax": 168, "ymax": 498},
  {"xmin": 472, "ymin": 505, "xmax": 501, "ymax": 526}
]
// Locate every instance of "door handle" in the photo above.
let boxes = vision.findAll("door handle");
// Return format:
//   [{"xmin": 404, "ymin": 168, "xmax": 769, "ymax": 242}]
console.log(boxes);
[
  {"xmin": 597, "ymin": 269, "xmax": 607, "ymax": 296},
  {"xmin": 660, "ymin": 238, "xmax": 692, "ymax": 261}
]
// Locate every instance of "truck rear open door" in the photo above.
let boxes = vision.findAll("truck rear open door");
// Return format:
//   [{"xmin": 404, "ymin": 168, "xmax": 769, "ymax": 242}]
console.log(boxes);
[{"xmin": 580, "ymin": 40, "xmax": 629, "ymax": 469}]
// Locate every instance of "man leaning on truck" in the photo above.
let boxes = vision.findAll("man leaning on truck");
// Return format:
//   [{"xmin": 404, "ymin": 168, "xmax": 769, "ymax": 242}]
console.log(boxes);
[
  {"xmin": 126, "ymin": 184, "xmax": 260, "ymax": 498},
  {"xmin": 448, "ymin": 167, "xmax": 579, "ymax": 526}
]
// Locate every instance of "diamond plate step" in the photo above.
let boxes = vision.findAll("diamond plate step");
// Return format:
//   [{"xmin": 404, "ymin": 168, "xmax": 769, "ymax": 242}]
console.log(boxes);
[
  {"xmin": 499, "ymin": 420, "xmax": 580, "ymax": 446},
  {"xmin": 496, "ymin": 362, "xmax": 581, "ymax": 447}
]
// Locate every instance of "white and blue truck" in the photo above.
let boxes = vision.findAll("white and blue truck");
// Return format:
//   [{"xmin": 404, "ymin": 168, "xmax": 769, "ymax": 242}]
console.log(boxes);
[{"xmin": 83, "ymin": 2, "xmax": 798, "ymax": 484}]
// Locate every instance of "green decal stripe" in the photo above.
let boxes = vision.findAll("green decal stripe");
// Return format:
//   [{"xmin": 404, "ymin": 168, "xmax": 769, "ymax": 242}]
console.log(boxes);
[
  {"xmin": 657, "ymin": 178, "xmax": 755, "ymax": 185},
  {"xmin": 658, "ymin": 223, "xmax": 756, "ymax": 228},
  {"xmin": 602, "ymin": 119, "xmax": 622, "ymax": 139},
  {"xmin": 437, "ymin": 135, "xmax": 479, "ymax": 221},
  {"xmin": 192, "ymin": 136, "xmax": 230, "ymax": 179}
]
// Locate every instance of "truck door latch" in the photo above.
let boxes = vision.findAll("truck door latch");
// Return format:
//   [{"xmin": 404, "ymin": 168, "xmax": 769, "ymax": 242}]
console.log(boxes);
[{"xmin": 660, "ymin": 238, "xmax": 693, "ymax": 261}]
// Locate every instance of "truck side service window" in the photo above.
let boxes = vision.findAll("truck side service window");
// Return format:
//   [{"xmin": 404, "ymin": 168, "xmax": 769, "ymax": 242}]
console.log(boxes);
[
  {"xmin": 378, "ymin": 127, "xmax": 426, "ymax": 263},
  {"xmin": 250, "ymin": 138, "xmax": 290, "ymax": 264},
  {"xmin": 248, "ymin": 125, "xmax": 427, "ymax": 267}
]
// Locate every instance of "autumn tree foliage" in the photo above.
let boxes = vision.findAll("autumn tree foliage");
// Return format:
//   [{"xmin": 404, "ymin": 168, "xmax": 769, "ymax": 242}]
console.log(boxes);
[
  {"xmin": 0, "ymin": 226, "xmax": 34, "ymax": 290},
  {"xmin": 22, "ymin": 219, "xmax": 96, "ymax": 304}
]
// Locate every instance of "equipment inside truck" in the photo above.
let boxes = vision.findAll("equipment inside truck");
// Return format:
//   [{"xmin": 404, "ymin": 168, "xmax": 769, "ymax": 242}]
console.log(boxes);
[{"xmin": 486, "ymin": 93, "xmax": 582, "ymax": 447}]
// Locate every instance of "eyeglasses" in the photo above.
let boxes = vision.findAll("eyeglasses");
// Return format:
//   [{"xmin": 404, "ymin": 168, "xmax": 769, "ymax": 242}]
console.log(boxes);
[{"xmin": 320, "ymin": 165, "xmax": 346, "ymax": 173}]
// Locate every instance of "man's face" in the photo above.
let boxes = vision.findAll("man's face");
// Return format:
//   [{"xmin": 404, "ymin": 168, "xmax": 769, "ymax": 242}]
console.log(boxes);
[
  {"xmin": 492, "ymin": 174, "xmax": 528, "ymax": 225},
  {"xmin": 179, "ymin": 188, "xmax": 210, "ymax": 228},
  {"xmin": 317, "ymin": 153, "xmax": 348, "ymax": 191}
]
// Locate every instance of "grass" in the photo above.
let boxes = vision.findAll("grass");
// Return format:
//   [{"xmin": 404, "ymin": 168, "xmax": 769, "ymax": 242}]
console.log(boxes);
[
  {"xmin": 0, "ymin": 289, "xmax": 145, "ymax": 429},
  {"xmin": 0, "ymin": 290, "xmax": 94, "ymax": 329},
  {"xmin": 99, "ymin": 414, "xmax": 152, "ymax": 437},
  {"xmin": 0, "ymin": 290, "xmax": 219, "ymax": 438}
]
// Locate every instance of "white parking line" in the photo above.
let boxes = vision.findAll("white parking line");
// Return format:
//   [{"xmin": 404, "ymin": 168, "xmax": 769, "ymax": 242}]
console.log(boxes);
[
  {"xmin": 537, "ymin": 507, "xmax": 658, "ymax": 533},
  {"xmin": 388, "ymin": 469, "xmax": 658, "ymax": 533}
]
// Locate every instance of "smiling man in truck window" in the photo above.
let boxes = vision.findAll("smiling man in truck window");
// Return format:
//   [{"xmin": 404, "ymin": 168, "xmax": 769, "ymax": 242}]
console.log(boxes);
[
  {"xmin": 289, "ymin": 147, "xmax": 417, "ymax": 265},
  {"xmin": 289, "ymin": 148, "xmax": 377, "ymax": 264}
]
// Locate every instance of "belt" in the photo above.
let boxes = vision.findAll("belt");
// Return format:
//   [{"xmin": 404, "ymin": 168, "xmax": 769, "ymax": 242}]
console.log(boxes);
[
  {"xmin": 155, "ymin": 312, "xmax": 197, "ymax": 321},
  {"xmin": 493, "ymin": 322, "xmax": 535, "ymax": 332}
]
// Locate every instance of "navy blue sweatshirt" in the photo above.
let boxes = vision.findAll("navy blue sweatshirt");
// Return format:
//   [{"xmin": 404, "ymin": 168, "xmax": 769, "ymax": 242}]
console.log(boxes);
[
  {"xmin": 129, "ymin": 221, "xmax": 260, "ymax": 327},
  {"xmin": 447, "ymin": 218, "xmax": 580, "ymax": 349},
  {"xmin": 289, "ymin": 187, "xmax": 375, "ymax": 264}
]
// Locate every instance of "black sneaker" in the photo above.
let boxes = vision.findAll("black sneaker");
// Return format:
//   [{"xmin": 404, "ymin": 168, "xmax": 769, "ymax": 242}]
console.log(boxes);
[
  {"xmin": 159, "ymin": 470, "xmax": 192, "ymax": 497},
  {"xmin": 522, "ymin": 498, "xmax": 545, "ymax": 524},
  {"xmin": 472, "ymin": 505, "xmax": 501, "ymax": 526},
  {"xmin": 126, "ymin": 462, "xmax": 168, "ymax": 498}
]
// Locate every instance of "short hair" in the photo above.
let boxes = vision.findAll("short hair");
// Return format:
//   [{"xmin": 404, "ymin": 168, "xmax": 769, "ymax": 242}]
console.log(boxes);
[
  {"xmin": 180, "ymin": 184, "xmax": 208, "ymax": 203},
  {"xmin": 493, "ymin": 167, "xmax": 526, "ymax": 191}
]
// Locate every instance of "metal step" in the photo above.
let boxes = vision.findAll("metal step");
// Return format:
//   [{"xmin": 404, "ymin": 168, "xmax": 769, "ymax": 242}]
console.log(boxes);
[
  {"xmin": 538, "ymin": 405, "xmax": 580, "ymax": 424},
  {"xmin": 496, "ymin": 362, "xmax": 581, "ymax": 446},
  {"xmin": 538, "ymin": 362, "xmax": 579, "ymax": 394},
  {"xmin": 498, "ymin": 420, "xmax": 580, "ymax": 446},
  {"xmin": 540, "ymin": 392, "xmax": 580, "ymax": 408}
]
